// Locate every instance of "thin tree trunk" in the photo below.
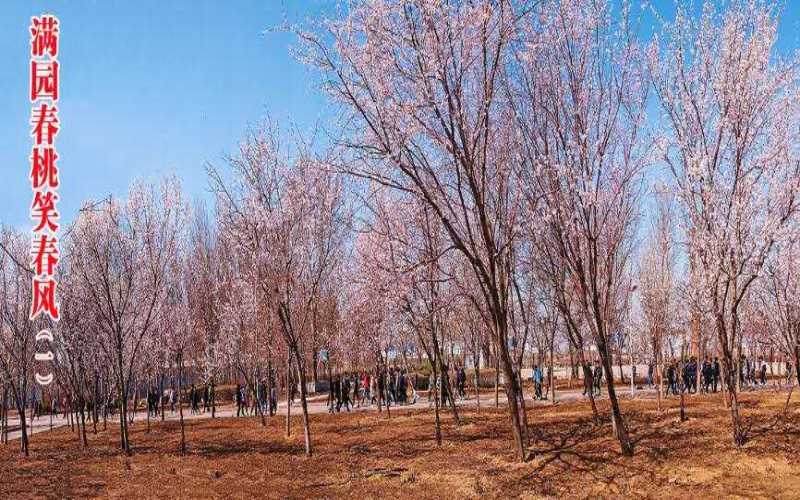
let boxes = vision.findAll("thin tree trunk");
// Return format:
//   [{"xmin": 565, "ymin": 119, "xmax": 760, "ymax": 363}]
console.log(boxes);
[
  {"xmin": 497, "ymin": 323, "xmax": 527, "ymax": 461},
  {"xmin": 474, "ymin": 357, "xmax": 481, "ymax": 412},
  {"xmin": 160, "ymin": 372, "xmax": 166, "ymax": 422},
  {"xmin": 92, "ymin": 375, "xmax": 99, "ymax": 434},
  {"xmin": 720, "ymin": 313, "xmax": 745, "ymax": 446},
  {"xmin": 516, "ymin": 371, "xmax": 531, "ymax": 446},
  {"xmin": 293, "ymin": 348, "xmax": 313, "ymax": 457},
  {"xmin": 178, "ymin": 350, "xmax": 187, "ymax": 456},
  {"xmin": 549, "ymin": 341, "xmax": 556, "ymax": 405},
  {"xmin": 211, "ymin": 377, "xmax": 216, "ymax": 419},
  {"xmin": 285, "ymin": 351, "xmax": 292, "ymax": 438},
  {"xmin": 16, "ymin": 394, "xmax": 29, "ymax": 456},
  {"xmin": 432, "ymin": 358, "xmax": 442, "ymax": 446},
  {"xmin": 1, "ymin": 388, "xmax": 6, "ymax": 445},
  {"xmin": 679, "ymin": 365, "xmax": 687, "ymax": 422},
  {"xmin": 597, "ymin": 330, "xmax": 634, "ymax": 456},
  {"xmin": 146, "ymin": 386, "xmax": 151, "ymax": 434},
  {"xmin": 384, "ymin": 360, "xmax": 391, "ymax": 419},
  {"xmin": 494, "ymin": 353, "xmax": 500, "ymax": 409},
  {"xmin": 79, "ymin": 397, "xmax": 88, "ymax": 446}
]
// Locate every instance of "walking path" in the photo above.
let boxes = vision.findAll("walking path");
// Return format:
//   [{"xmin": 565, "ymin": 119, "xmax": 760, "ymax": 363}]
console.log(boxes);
[{"xmin": 4, "ymin": 382, "xmax": 788, "ymax": 442}]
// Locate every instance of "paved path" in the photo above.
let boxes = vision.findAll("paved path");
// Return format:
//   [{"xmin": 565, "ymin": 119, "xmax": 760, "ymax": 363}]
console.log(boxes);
[{"xmin": 4, "ymin": 382, "xmax": 787, "ymax": 442}]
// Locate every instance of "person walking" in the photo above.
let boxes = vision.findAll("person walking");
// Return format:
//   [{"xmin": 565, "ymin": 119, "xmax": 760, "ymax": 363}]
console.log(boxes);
[
  {"xmin": 377, "ymin": 369, "xmax": 386, "ymax": 408},
  {"xmin": 428, "ymin": 371, "xmax": 435, "ymax": 406},
  {"xmin": 341, "ymin": 375, "xmax": 352, "ymax": 411},
  {"xmin": 333, "ymin": 375, "xmax": 342, "ymax": 413},
  {"xmin": 203, "ymin": 384, "xmax": 211, "ymax": 413},
  {"xmin": 361, "ymin": 373, "xmax": 370, "ymax": 406},
  {"xmin": 235, "ymin": 384, "xmax": 243, "ymax": 417},
  {"xmin": 189, "ymin": 385, "xmax": 197, "ymax": 415},
  {"xmin": 532, "ymin": 364, "xmax": 543, "ymax": 400},
  {"xmin": 702, "ymin": 357, "xmax": 712, "ymax": 393},
  {"xmin": 667, "ymin": 361, "xmax": 678, "ymax": 396},
  {"xmin": 711, "ymin": 357, "xmax": 720, "ymax": 393},
  {"xmin": 582, "ymin": 363, "xmax": 592, "ymax": 396},
  {"xmin": 328, "ymin": 375, "xmax": 336, "ymax": 414},
  {"xmin": 410, "ymin": 372, "xmax": 419, "ymax": 404},
  {"xmin": 593, "ymin": 361, "xmax": 603, "ymax": 396}
]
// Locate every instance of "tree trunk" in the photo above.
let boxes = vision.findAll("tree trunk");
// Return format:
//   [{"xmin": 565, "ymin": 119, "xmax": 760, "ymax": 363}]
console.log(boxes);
[
  {"xmin": 494, "ymin": 353, "xmax": 500, "ymax": 409},
  {"xmin": 92, "ymin": 373, "xmax": 99, "ymax": 434},
  {"xmin": 267, "ymin": 355, "xmax": 273, "ymax": 417},
  {"xmin": 384, "ymin": 360, "xmax": 391, "ymax": 419},
  {"xmin": 79, "ymin": 397, "xmax": 88, "ymax": 446},
  {"xmin": 1, "ymin": 388, "xmax": 6, "ymax": 445},
  {"xmin": 16, "ymin": 396, "xmax": 29, "ymax": 457},
  {"xmin": 146, "ymin": 390, "xmax": 151, "ymax": 434},
  {"xmin": 211, "ymin": 377, "xmax": 216, "ymax": 419},
  {"xmin": 719, "ymin": 314, "xmax": 745, "ymax": 446},
  {"xmin": 160, "ymin": 372, "xmax": 166, "ymax": 422},
  {"xmin": 655, "ymin": 337, "xmax": 663, "ymax": 413},
  {"xmin": 178, "ymin": 350, "xmax": 187, "ymax": 456},
  {"xmin": 432, "ymin": 359, "xmax": 442, "ymax": 446},
  {"xmin": 515, "ymin": 371, "xmax": 531, "ymax": 446},
  {"xmin": 117, "ymin": 384, "xmax": 129, "ymax": 454},
  {"xmin": 793, "ymin": 345, "xmax": 800, "ymax": 394},
  {"xmin": 285, "ymin": 351, "xmax": 292, "ymax": 438},
  {"xmin": 496, "ymin": 321, "xmax": 527, "ymax": 461},
  {"xmin": 474, "ymin": 356, "xmax": 481, "ymax": 411},
  {"xmin": 549, "ymin": 341, "xmax": 556, "ymax": 405},
  {"xmin": 292, "ymin": 347, "xmax": 313, "ymax": 457},
  {"xmin": 597, "ymin": 331, "xmax": 634, "ymax": 456},
  {"xmin": 679, "ymin": 365, "xmax": 686, "ymax": 422}
]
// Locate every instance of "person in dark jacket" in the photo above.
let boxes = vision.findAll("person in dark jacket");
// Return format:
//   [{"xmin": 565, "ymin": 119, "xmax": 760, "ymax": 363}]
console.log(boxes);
[
  {"xmin": 667, "ymin": 361, "xmax": 678, "ymax": 396},
  {"xmin": 235, "ymin": 384, "xmax": 243, "ymax": 417},
  {"xmin": 341, "ymin": 375, "xmax": 352, "ymax": 411},
  {"xmin": 333, "ymin": 376, "xmax": 342, "ymax": 413},
  {"xmin": 582, "ymin": 363, "xmax": 593, "ymax": 396},
  {"xmin": 593, "ymin": 361, "xmax": 603, "ymax": 395},
  {"xmin": 711, "ymin": 357, "xmax": 720, "ymax": 393}
]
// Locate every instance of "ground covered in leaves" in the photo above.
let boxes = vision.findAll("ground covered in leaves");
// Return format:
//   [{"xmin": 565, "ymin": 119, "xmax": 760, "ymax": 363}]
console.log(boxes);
[{"xmin": 2, "ymin": 391, "xmax": 799, "ymax": 498}]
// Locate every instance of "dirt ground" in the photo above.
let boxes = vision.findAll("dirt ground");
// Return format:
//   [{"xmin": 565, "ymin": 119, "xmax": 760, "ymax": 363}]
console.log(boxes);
[{"xmin": 1, "ymin": 390, "xmax": 799, "ymax": 499}]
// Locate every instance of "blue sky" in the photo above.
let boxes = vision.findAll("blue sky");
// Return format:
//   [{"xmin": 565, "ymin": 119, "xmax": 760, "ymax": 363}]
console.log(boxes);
[
  {"xmin": 0, "ymin": 0, "xmax": 336, "ymax": 229},
  {"xmin": 0, "ymin": 1, "xmax": 798, "ymax": 230}
]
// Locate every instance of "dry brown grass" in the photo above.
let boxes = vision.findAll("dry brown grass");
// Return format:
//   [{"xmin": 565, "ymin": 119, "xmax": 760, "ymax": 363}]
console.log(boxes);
[{"xmin": 1, "ymin": 391, "xmax": 799, "ymax": 499}]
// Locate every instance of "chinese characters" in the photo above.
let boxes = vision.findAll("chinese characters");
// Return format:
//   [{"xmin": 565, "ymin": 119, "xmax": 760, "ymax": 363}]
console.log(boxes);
[{"xmin": 29, "ymin": 14, "xmax": 60, "ymax": 386}]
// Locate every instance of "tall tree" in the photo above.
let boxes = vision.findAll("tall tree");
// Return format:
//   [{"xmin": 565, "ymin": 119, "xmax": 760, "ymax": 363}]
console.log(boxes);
[
  {"xmin": 300, "ymin": 0, "xmax": 531, "ymax": 460},
  {"xmin": 651, "ymin": 0, "xmax": 800, "ymax": 445},
  {"xmin": 515, "ymin": 0, "xmax": 650, "ymax": 455},
  {"xmin": 65, "ymin": 177, "xmax": 185, "ymax": 454},
  {"xmin": 0, "ymin": 229, "xmax": 38, "ymax": 456}
]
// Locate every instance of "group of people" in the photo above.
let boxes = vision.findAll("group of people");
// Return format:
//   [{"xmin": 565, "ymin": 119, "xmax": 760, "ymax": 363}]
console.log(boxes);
[
  {"xmin": 658, "ymin": 356, "xmax": 777, "ymax": 396},
  {"xmin": 18, "ymin": 355, "xmax": 797, "ymax": 429},
  {"xmin": 328, "ymin": 368, "xmax": 425, "ymax": 413},
  {"xmin": 187, "ymin": 384, "xmax": 214, "ymax": 415},
  {"xmin": 574, "ymin": 355, "xmax": 787, "ymax": 397},
  {"xmin": 427, "ymin": 364, "xmax": 470, "ymax": 407},
  {"xmin": 658, "ymin": 357, "xmax": 718, "ymax": 395},
  {"xmin": 234, "ymin": 381, "xmax": 278, "ymax": 417},
  {"xmin": 581, "ymin": 361, "xmax": 605, "ymax": 397},
  {"xmin": 324, "ymin": 364, "xmax": 478, "ymax": 413},
  {"xmin": 329, "ymin": 373, "xmax": 363, "ymax": 412}
]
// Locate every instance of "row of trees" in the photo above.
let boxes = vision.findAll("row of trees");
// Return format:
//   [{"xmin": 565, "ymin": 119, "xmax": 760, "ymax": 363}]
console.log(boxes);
[{"xmin": 1, "ymin": 0, "xmax": 798, "ymax": 461}]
